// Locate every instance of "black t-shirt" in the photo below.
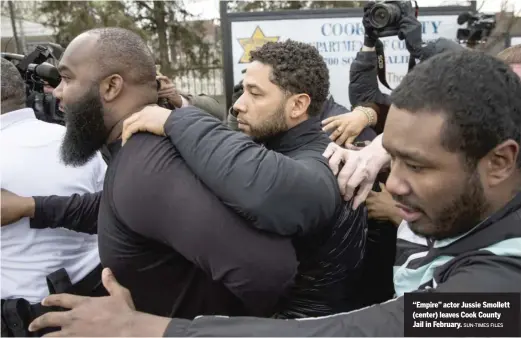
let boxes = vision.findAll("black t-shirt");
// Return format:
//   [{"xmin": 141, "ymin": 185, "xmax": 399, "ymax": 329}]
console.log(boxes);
[{"xmin": 97, "ymin": 134, "xmax": 297, "ymax": 319}]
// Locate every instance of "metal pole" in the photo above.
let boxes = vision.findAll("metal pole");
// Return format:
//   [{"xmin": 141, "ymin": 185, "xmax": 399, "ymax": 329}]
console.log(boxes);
[{"xmin": 8, "ymin": 0, "xmax": 22, "ymax": 53}]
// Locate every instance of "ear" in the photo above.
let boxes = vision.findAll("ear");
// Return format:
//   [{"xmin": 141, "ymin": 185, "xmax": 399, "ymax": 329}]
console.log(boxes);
[
  {"xmin": 289, "ymin": 93, "xmax": 311, "ymax": 119},
  {"xmin": 483, "ymin": 139, "xmax": 519, "ymax": 187},
  {"xmin": 100, "ymin": 74, "xmax": 124, "ymax": 103}
]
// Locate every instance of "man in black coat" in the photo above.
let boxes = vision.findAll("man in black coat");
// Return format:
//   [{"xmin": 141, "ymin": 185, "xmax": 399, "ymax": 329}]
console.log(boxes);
[{"xmin": 27, "ymin": 39, "xmax": 369, "ymax": 336}]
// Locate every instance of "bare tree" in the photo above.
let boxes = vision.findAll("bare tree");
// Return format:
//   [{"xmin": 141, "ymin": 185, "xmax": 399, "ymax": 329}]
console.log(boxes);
[{"xmin": 476, "ymin": 0, "xmax": 520, "ymax": 53}]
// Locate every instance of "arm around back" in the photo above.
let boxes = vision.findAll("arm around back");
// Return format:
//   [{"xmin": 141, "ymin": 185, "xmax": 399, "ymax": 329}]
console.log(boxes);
[
  {"xmin": 164, "ymin": 251, "xmax": 521, "ymax": 337},
  {"xmin": 113, "ymin": 135, "xmax": 298, "ymax": 315},
  {"xmin": 164, "ymin": 107, "xmax": 339, "ymax": 236}
]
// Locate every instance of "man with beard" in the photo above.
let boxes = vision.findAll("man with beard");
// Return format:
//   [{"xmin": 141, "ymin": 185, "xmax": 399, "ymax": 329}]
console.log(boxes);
[
  {"xmin": 24, "ymin": 39, "xmax": 369, "ymax": 336},
  {"xmin": 4, "ymin": 40, "xmax": 367, "ymax": 317},
  {"xmin": 0, "ymin": 58, "xmax": 105, "ymax": 336},
  {"xmin": 16, "ymin": 27, "xmax": 298, "ymax": 320},
  {"xmin": 122, "ymin": 40, "xmax": 368, "ymax": 318},
  {"xmin": 29, "ymin": 50, "xmax": 521, "ymax": 337}
]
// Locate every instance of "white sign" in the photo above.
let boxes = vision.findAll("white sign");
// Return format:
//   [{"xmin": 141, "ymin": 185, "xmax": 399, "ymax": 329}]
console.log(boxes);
[
  {"xmin": 231, "ymin": 15, "xmax": 463, "ymax": 108},
  {"xmin": 511, "ymin": 37, "xmax": 521, "ymax": 46}
]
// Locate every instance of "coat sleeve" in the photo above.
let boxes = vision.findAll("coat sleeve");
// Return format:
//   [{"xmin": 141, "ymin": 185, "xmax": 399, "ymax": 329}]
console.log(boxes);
[
  {"xmin": 162, "ymin": 254, "xmax": 521, "ymax": 337},
  {"xmin": 114, "ymin": 135, "xmax": 298, "ymax": 315},
  {"xmin": 349, "ymin": 51, "xmax": 391, "ymax": 108},
  {"xmin": 164, "ymin": 107, "xmax": 339, "ymax": 236},
  {"xmin": 30, "ymin": 191, "xmax": 101, "ymax": 235},
  {"xmin": 182, "ymin": 93, "xmax": 225, "ymax": 121}
]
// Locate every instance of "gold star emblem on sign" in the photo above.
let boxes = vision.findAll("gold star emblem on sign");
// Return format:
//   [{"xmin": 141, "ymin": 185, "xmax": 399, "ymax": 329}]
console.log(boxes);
[{"xmin": 238, "ymin": 26, "xmax": 280, "ymax": 64}]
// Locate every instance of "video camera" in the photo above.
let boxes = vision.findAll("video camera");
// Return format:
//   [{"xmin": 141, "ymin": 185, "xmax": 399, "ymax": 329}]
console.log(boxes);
[
  {"xmin": 366, "ymin": 0, "xmax": 417, "ymax": 38},
  {"xmin": 456, "ymin": 12, "xmax": 496, "ymax": 45},
  {"xmin": 1, "ymin": 43, "xmax": 64, "ymax": 125}
]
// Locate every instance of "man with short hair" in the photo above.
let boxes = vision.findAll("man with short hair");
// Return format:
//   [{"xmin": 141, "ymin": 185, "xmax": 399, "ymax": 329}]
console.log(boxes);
[
  {"xmin": 26, "ymin": 39, "xmax": 368, "ymax": 336},
  {"xmin": 5, "ymin": 39, "xmax": 366, "ymax": 318},
  {"xmin": 29, "ymin": 49, "xmax": 521, "ymax": 337},
  {"xmin": 122, "ymin": 40, "xmax": 368, "ymax": 318},
  {"xmin": 24, "ymin": 27, "xmax": 298, "ymax": 320},
  {"xmin": 0, "ymin": 58, "xmax": 105, "ymax": 337}
]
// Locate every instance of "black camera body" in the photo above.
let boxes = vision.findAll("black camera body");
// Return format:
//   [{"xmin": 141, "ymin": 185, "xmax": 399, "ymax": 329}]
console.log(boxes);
[
  {"xmin": 1, "ymin": 45, "xmax": 64, "ymax": 125},
  {"xmin": 367, "ymin": 0, "xmax": 415, "ymax": 38},
  {"xmin": 456, "ymin": 12, "xmax": 496, "ymax": 44}
]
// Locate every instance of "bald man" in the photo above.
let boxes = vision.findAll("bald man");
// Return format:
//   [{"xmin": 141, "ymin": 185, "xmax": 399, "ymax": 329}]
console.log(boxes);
[{"xmin": 49, "ymin": 27, "xmax": 297, "ymax": 319}]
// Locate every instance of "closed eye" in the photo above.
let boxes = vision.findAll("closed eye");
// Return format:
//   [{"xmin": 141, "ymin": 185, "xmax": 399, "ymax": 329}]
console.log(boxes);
[{"xmin": 405, "ymin": 162, "xmax": 424, "ymax": 172}]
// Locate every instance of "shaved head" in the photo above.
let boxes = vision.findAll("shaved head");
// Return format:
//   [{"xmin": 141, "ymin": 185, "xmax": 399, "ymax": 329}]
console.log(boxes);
[
  {"xmin": 82, "ymin": 28, "xmax": 156, "ymax": 86},
  {"xmin": 54, "ymin": 27, "xmax": 158, "ymax": 166}
]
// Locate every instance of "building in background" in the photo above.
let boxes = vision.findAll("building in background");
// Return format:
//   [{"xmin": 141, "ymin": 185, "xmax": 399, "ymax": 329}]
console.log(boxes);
[{"xmin": 1, "ymin": 15, "xmax": 54, "ymax": 54}]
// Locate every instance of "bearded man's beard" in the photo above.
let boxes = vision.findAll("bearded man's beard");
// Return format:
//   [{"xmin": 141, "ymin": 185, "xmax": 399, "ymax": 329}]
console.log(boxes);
[{"xmin": 60, "ymin": 86, "xmax": 108, "ymax": 167}]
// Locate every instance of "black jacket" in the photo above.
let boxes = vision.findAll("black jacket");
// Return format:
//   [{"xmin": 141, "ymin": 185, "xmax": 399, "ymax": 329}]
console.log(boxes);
[
  {"xmin": 31, "ymin": 107, "xmax": 367, "ymax": 317},
  {"xmin": 96, "ymin": 136, "xmax": 296, "ymax": 318},
  {"xmin": 163, "ymin": 193, "xmax": 521, "ymax": 336},
  {"xmin": 349, "ymin": 51, "xmax": 391, "ymax": 109},
  {"xmin": 31, "ymin": 108, "xmax": 340, "ymax": 236},
  {"xmin": 349, "ymin": 51, "xmax": 391, "ymax": 134},
  {"xmin": 165, "ymin": 107, "xmax": 340, "ymax": 236},
  {"xmin": 164, "ymin": 108, "xmax": 367, "ymax": 316}
]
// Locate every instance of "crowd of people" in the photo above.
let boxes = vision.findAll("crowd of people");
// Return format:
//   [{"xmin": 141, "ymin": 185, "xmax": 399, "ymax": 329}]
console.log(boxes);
[{"xmin": 1, "ymin": 2, "xmax": 521, "ymax": 337}]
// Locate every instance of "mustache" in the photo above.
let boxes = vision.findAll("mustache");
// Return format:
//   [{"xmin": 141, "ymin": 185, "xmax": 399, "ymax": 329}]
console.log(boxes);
[{"xmin": 392, "ymin": 194, "xmax": 422, "ymax": 211}]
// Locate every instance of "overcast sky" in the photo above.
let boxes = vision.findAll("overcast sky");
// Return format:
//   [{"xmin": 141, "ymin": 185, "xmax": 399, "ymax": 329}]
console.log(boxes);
[{"xmin": 184, "ymin": 0, "xmax": 521, "ymax": 20}]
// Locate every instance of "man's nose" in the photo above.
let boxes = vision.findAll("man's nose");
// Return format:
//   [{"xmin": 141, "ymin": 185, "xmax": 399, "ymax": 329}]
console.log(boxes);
[
  {"xmin": 53, "ymin": 82, "xmax": 63, "ymax": 100},
  {"xmin": 385, "ymin": 162, "xmax": 411, "ymax": 197},
  {"xmin": 232, "ymin": 93, "xmax": 247, "ymax": 115}
]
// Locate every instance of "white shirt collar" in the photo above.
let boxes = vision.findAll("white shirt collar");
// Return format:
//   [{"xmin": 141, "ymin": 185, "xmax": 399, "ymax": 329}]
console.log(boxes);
[{"xmin": 1, "ymin": 108, "xmax": 36, "ymax": 131}]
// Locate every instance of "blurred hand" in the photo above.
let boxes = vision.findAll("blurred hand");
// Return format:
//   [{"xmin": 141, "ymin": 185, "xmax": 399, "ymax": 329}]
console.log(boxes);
[
  {"xmin": 322, "ymin": 109, "xmax": 371, "ymax": 146},
  {"xmin": 366, "ymin": 182, "xmax": 402, "ymax": 226},
  {"xmin": 122, "ymin": 105, "xmax": 172, "ymax": 145},
  {"xmin": 29, "ymin": 268, "xmax": 137, "ymax": 337},
  {"xmin": 1, "ymin": 189, "xmax": 35, "ymax": 226},
  {"xmin": 157, "ymin": 75, "xmax": 183, "ymax": 108},
  {"xmin": 322, "ymin": 134, "xmax": 391, "ymax": 209}
]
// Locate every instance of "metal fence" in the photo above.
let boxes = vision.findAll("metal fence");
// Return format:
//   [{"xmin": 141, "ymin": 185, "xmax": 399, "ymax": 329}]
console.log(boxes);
[{"xmin": 172, "ymin": 66, "xmax": 224, "ymax": 96}]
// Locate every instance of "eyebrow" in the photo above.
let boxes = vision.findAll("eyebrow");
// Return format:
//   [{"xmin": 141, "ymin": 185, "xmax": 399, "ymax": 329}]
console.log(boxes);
[
  {"xmin": 393, "ymin": 149, "xmax": 433, "ymax": 164},
  {"xmin": 57, "ymin": 64, "xmax": 73, "ymax": 74},
  {"xmin": 244, "ymin": 83, "xmax": 264, "ymax": 93}
]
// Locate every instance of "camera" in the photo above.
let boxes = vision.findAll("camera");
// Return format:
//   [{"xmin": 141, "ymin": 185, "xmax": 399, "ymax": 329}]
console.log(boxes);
[
  {"xmin": 456, "ymin": 12, "xmax": 496, "ymax": 45},
  {"xmin": 1, "ymin": 44, "xmax": 64, "ymax": 125},
  {"xmin": 367, "ymin": 1, "xmax": 415, "ymax": 38}
]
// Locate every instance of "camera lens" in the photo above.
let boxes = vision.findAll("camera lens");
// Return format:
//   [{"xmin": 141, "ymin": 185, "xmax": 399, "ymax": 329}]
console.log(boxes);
[
  {"xmin": 369, "ymin": 3, "xmax": 401, "ymax": 29},
  {"xmin": 371, "ymin": 7, "xmax": 391, "ymax": 28}
]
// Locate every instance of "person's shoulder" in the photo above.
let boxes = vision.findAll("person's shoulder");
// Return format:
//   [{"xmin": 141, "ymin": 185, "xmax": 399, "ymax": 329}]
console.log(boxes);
[{"xmin": 115, "ymin": 132, "xmax": 179, "ymax": 173}]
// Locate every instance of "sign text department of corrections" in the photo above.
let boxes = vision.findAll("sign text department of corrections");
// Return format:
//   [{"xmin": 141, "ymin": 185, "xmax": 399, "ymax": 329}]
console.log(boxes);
[{"xmin": 231, "ymin": 15, "xmax": 463, "ymax": 109}]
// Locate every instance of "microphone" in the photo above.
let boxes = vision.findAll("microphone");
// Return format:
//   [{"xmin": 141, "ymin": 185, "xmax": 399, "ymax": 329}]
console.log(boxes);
[{"xmin": 28, "ymin": 62, "xmax": 61, "ymax": 88}]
